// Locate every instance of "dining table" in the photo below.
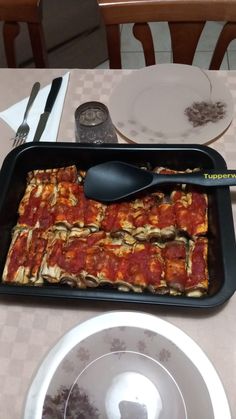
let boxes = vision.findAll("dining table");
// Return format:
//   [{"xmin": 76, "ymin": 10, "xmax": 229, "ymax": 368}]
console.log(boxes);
[{"xmin": 0, "ymin": 67, "xmax": 236, "ymax": 419}]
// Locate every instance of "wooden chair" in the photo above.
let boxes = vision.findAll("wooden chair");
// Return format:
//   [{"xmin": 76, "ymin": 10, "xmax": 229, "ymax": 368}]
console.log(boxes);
[
  {"xmin": 0, "ymin": 0, "xmax": 48, "ymax": 67},
  {"xmin": 97, "ymin": 0, "xmax": 236, "ymax": 69}
]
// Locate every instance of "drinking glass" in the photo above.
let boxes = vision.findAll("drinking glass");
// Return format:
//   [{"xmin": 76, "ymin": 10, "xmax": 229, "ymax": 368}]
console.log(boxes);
[{"xmin": 75, "ymin": 101, "xmax": 118, "ymax": 143}]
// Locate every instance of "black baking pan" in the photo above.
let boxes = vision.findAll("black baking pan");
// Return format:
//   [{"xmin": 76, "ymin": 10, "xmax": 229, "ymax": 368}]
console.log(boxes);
[{"xmin": 0, "ymin": 142, "xmax": 235, "ymax": 308}]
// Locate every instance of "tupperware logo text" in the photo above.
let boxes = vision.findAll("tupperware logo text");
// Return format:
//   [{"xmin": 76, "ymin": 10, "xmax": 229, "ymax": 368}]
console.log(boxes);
[{"xmin": 204, "ymin": 173, "xmax": 236, "ymax": 179}]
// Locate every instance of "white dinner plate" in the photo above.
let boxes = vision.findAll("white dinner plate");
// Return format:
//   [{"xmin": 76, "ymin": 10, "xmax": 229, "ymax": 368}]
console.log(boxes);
[
  {"xmin": 23, "ymin": 312, "xmax": 231, "ymax": 419},
  {"xmin": 109, "ymin": 64, "xmax": 234, "ymax": 144}
]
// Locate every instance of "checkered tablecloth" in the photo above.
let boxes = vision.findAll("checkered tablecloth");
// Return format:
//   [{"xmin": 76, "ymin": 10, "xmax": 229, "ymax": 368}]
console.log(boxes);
[{"xmin": 0, "ymin": 68, "xmax": 235, "ymax": 418}]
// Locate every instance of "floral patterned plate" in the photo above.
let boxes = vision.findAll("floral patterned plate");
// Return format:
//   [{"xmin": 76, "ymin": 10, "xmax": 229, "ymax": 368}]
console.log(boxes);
[{"xmin": 23, "ymin": 312, "xmax": 231, "ymax": 419}]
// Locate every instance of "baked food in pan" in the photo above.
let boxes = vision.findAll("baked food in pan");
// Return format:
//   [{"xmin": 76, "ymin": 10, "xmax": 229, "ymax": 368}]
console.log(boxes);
[{"xmin": 3, "ymin": 165, "xmax": 208, "ymax": 297}]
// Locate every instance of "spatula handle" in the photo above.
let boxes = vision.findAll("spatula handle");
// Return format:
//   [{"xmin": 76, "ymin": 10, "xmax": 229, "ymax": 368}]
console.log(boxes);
[{"xmin": 153, "ymin": 171, "xmax": 236, "ymax": 187}]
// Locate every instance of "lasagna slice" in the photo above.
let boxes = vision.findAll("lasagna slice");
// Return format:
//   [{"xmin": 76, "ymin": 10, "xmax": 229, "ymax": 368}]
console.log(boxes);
[
  {"xmin": 171, "ymin": 190, "xmax": 208, "ymax": 237},
  {"xmin": 186, "ymin": 237, "xmax": 208, "ymax": 296},
  {"xmin": 146, "ymin": 202, "xmax": 176, "ymax": 240},
  {"xmin": 18, "ymin": 183, "xmax": 56, "ymax": 229},
  {"xmin": 101, "ymin": 241, "xmax": 166, "ymax": 294},
  {"xmin": 3, "ymin": 228, "xmax": 48, "ymax": 285},
  {"xmin": 53, "ymin": 183, "xmax": 106, "ymax": 231},
  {"xmin": 3, "ymin": 228, "xmax": 29, "ymax": 284},
  {"xmin": 162, "ymin": 239, "xmax": 188, "ymax": 294},
  {"xmin": 41, "ymin": 230, "xmax": 167, "ymax": 293},
  {"xmin": 53, "ymin": 182, "xmax": 84, "ymax": 229},
  {"xmin": 83, "ymin": 234, "xmax": 127, "ymax": 288},
  {"xmin": 102, "ymin": 202, "xmax": 135, "ymax": 234},
  {"xmin": 83, "ymin": 195, "xmax": 106, "ymax": 231},
  {"xmin": 41, "ymin": 230, "xmax": 107, "ymax": 287},
  {"xmin": 101, "ymin": 194, "xmax": 176, "ymax": 242},
  {"xmin": 27, "ymin": 165, "xmax": 78, "ymax": 184},
  {"xmin": 41, "ymin": 228, "xmax": 74, "ymax": 285}
]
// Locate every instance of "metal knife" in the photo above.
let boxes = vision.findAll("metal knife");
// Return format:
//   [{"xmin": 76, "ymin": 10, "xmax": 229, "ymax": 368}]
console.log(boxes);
[{"xmin": 33, "ymin": 77, "xmax": 63, "ymax": 142}]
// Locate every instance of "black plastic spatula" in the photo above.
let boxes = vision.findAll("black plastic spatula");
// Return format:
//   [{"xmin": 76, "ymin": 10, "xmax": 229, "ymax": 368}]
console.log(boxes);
[{"xmin": 84, "ymin": 161, "xmax": 236, "ymax": 202}]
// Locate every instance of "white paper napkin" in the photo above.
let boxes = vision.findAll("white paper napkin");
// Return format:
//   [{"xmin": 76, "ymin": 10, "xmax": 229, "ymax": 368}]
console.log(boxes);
[{"xmin": 0, "ymin": 71, "xmax": 70, "ymax": 142}]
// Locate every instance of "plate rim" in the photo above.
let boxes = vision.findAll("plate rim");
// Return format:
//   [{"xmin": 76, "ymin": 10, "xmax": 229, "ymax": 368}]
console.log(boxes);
[{"xmin": 23, "ymin": 311, "xmax": 231, "ymax": 419}]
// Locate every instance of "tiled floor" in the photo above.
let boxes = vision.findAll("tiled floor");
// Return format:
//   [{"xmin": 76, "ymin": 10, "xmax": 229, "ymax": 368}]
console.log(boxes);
[{"xmin": 97, "ymin": 21, "xmax": 236, "ymax": 70}]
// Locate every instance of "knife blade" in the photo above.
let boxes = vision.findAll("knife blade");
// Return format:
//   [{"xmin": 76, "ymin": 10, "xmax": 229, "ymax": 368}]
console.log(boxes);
[{"xmin": 33, "ymin": 77, "xmax": 63, "ymax": 142}]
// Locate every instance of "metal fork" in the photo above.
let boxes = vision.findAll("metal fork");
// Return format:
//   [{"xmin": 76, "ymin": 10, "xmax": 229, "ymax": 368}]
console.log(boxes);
[{"xmin": 12, "ymin": 82, "xmax": 41, "ymax": 147}]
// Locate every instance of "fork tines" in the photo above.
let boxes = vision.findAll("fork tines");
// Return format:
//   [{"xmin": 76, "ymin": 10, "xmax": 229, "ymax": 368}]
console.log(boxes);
[{"xmin": 12, "ymin": 133, "xmax": 27, "ymax": 148}]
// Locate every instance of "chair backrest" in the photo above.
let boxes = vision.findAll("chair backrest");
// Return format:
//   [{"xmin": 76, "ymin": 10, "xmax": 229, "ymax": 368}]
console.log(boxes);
[
  {"xmin": 0, "ymin": 0, "xmax": 48, "ymax": 68},
  {"xmin": 97, "ymin": 0, "xmax": 236, "ymax": 69}
]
